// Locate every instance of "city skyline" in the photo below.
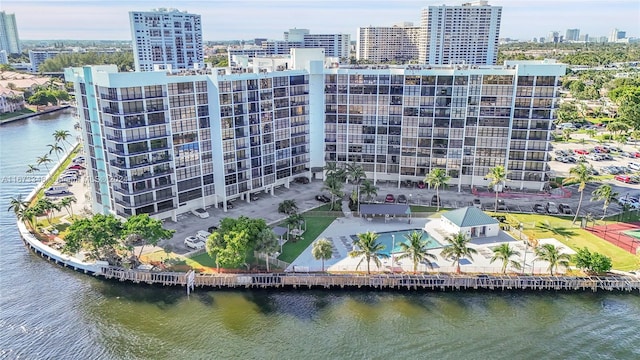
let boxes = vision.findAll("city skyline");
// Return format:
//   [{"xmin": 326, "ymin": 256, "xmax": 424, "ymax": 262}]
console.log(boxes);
[{"xmin": 2, "ymin": 0, "xmax": 637, "ymax": 42}]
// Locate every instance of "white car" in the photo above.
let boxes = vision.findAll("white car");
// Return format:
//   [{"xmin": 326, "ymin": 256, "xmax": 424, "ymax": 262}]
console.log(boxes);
[
  {"xmin": 184, "ymin": 236, "xmax": 205, "ymax": 250},
  {"xmin": 191, "ymin": 208, "xmax": 210, "ymax": 219},
  {"xmin": 196, "ymin": 230, "xmax": 211, "ymax": 242},
  {"xmin": 628, "ymin": 162, "xmax": 640, "ymax": 171}
]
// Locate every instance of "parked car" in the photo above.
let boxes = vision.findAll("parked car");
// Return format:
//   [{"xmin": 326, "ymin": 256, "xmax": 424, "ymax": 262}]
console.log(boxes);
[
  {"xmin": 533, "ymin": 204, "xmax": 546, "ymax": 214},
  {"xmin": 554, "ymin": 150, "xmax": 570, "ymax": 157},
  {"xmin": 431, "ymin": 195, "xmax": 441, "ymax": 206},
  {"xmin": 417, "ymin": 181, "xmax": 426, "ymax": 189},
  {"xmin": 293, "ymin": 176, "xmax": 310, "ymax": 184},
  {"xmin": 559, "ymin": 203, "xmax": 572, "ymax": 215},
  {"xmin": 593, "ymin": 146, "xmax": 609, "ymax": 153},
  {"xmin": 574, "ymin": 149, "xmax": 589, "ymax": 155},
  {"xmin": 397, "ymin": 194, "xmax": 408, "ymax": 204},
  {"xmin": 184, "ymin": 236, "xmax": 205, "ymax": 250},
  {"xmin": 385, "ymin": 194, "xmax": 395, "ymax": 203},
  {"xmin": 44, "ymin": 184, "xmax": 69, "ymax": 196},
  {"xmin": 195, "ymin": 230, "xmax": 211, "ymax": 242},
  {"xmin": 616, "ymin": 175, "xmax": 633, "ymax": 183},
  {"xmin": 565, "ymin": 156, "xmax": 577, "ymax": 163},
  {"xmin": 586, "ymin": 154, "xmax": 603, "ymax": 161},
  {"xmin": 218, "ymin": 201, "xmax": 234, "ymax": 209},
  {"xmin": 472, "ymin": 198, "xmax": 482, "ymax": 209},
  {"xmin": 628, "ymin": 162, "xmax": 640, "ymax": 171},
  {"xmin": 68, "ymin": 164, "xmax": 86, "ymax": 170},
  {"xmin": 496, "ymin": 199, "xmax": 508, "ymax": 211},
  {"xmin": 207, "ymin": 225, "xmax": 219, "ymax": 233},
  {"xmin": 315, "ymin": 194, "xmax": 331, "ymax": 203},
  {"xmin": 191, "ymin": 208, "xmax": 210, "ymax": 219},
  {"xmin": 545, "ymin": 202, "xmax": 559, "ymax": 214},
  {"xmin": 600, "ymin": 154, "xmax": 613, "ymax": 160}
]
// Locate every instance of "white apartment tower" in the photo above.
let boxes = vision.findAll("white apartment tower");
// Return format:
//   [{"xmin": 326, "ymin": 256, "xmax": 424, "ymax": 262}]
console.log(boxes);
[
  {"xmin": 419, "ymin": 1, "xmax": 501, "ymax": 65},
  {"xmin": 65, "ymin": 52, "xmax": 564, "ymax": 221},
  {"xmin": 129, "ymin": 8, "xmax": 204, "ymax": 72},
  {"xmin": 357, "ymin": 23, "xmax": 421, "ymax": 63},
  {"xmin": 0, "ymin": 11, "xmax": 21, "ymax": 54}
]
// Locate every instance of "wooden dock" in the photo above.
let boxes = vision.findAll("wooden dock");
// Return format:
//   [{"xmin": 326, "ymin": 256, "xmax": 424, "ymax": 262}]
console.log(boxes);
[{"xmin": 99, "ymin": 267, "xmax": 640, "ymax": 293}]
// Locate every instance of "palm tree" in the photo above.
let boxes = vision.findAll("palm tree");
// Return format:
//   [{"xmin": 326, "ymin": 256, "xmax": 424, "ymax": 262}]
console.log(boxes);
[
  {"xmin": 312, "ymin": 238, "xmax": 334, "ymax": 272},
  {"xmin": 487, "ymin": 165, "xmax": 508, "ymax": 212},
  {"xmin": 591, "ymin": 184, "xmax": 618, "ymax": 220},
  {"xmin": 285, "ymin": 213, "xmax": 304, "ymax": 241},
  {"xmin": 535, "ymin": 243, "xmax": 571, "ymax": 275},
  {"xmin": 53, "ymin": 129, "xmax": 73, "ymax": 150},
  {"xmin": 346, "ymin": 163, "xmax": 366, "ymax": 209},
  {"xmin": 26, "ymin": 164, "xmax": 40, "ymax": 174},
  {"xmin": 36, "ymin": 154, "xmax": 52, "ymax": 171},
  {"xmin": 18, "ymin": 207, "xmax": 37, "ymax": 230},
  {"xmin": 278, "ymin": 199, "xmax": 298, "ymax": 215},
  {"xmin": 490, "ymin": 243, "xmax": 522, "ymax": 274},
  {"xmin": 585, "ymin": 128, "xmax": 597, "ymax": 141},
  {"xmin": 323, "ymin": 175, "xmax": 344, "ymax": 211},
  {"xmin": 35, "ymin": 197, "xmax": 58, "ymax": 224},
  {"xmin": 441, "ymin": 232, "xmax": 477, "ymax": 274},
  {"xmin": 425, "ymin": 168, "xmax": 450, "ymax": 211},
  {"xmin": 7, "ymin": 195, "xmax": 27, "ymax": 215},
  {"xmin": 360, "ymin": 179, "xmax": 378, "ymax": 203},
  {"xmin": 396, "ymin": 231, "xmax": 437, "ymax": 273},
  {"xmin": 47, "ymin": 143, "xmax": 64, "ymax": 162},
  {"xmin": 349, "ymin": 231, "xmax": 388, "ymax": 274},
  {"xmin": 563, "ymin": 163, "xmax": 594, "ymax": 223},
  {"xmin": 324, "ymin": 161, "xmax": 346, "ymax": 182},
  {"xmin": 58, "ymin": 196, "xmax": 77, "ymax": 217}
]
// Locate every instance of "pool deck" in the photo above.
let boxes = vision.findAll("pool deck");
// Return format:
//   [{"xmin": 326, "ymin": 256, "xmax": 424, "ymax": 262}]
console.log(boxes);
[{"xmin": 287, "ymin": 216, "xmax": 576, "ymax": 275}]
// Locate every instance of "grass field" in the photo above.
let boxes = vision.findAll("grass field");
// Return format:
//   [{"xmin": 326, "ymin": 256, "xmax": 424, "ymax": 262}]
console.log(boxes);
[
  {"xmin": 0, "ymin": 108, "xmax": 35, "ymax": 121},
  {"xmin": 277, "ymin": 215, "xmax": 337, "ymax": 263},
  {"xmin": 507, "ymin": 213, "xmax": 639, "ymax": 271}
]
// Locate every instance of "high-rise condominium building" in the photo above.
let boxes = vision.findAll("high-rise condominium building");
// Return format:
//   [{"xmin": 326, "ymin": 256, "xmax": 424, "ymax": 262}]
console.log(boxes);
[
  {"xmin": 565, "ymin": 29, "xmax": 580, "ymax": 42},
  {"xmin": 419, "ymin": 1, "xmax": 502, "ymax": 65},
  {"xmin": 129, "ymin": 8, "xmax": 203, "ymax": 72},
  {"xmin": 357, "ymin": 22, "xmax": 421, "ymax": 63},
  {"xmin": 260, "ymin": 29, "xmax": 351, "ymax": 58},
  {"xmin": 0, "ymin": 11, "xmax": 21, "ymax": 54},
  {"xmin": 65, "ymin": 50, "xmax": 564, "ymax": 221}
]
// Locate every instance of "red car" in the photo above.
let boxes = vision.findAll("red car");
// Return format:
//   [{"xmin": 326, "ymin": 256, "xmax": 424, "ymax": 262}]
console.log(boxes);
[
  {"xmin": 615, "ymin": 175, "xmax": 632, "ymax": 183},
  {"xmin": 417, "ymin": 181, "xmax": 426, "ymax": 189},
  {"xmin": 385, "ymin": 194, "xmax": 395, "ymax": 203},
  {"xmin": 68, "ymin": 164, "xmax": 86, "ymax": 170},
  {"xmin": 574, "ymin": 149, "xmax": 589, "ymax": 155},
  {"xmin": 631, "ymin": 152, "xmax": 640, "ymax": 158}
]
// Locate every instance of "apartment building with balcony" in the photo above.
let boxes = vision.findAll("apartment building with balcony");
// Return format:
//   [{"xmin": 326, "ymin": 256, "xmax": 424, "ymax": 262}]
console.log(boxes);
[
  {"xmin": 66, "ymin": 52, "xmax": 564, "ymax": 220},
  {"xmin": 323, "ymin": 60, "xmax": 564, "ymax": 191},
  {"xmin": 419, "ymin": 1, "xmax": 502, "ymax": 65},
  {"xmin": 130, "ymin": 8, "xmax": 204, "ymax": 72},
  {"xmin": 64, "ymin": 50, "xmax": 321, "ymax": 220},
  {"xmin": 357, "ymin": 23, "xmax": 421, "ymax": 63}
]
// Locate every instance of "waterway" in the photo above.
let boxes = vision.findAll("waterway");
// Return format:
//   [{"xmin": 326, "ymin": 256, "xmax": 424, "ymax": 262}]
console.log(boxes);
[{"xmin": 1, "ymin": 110, "xmax": 639, "ymax": 359}]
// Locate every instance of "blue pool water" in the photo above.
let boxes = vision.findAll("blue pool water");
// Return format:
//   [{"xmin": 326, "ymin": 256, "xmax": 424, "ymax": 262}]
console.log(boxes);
[{"xmin": 352, "ymin": 229, "xmax": 443, "ymax": 256}]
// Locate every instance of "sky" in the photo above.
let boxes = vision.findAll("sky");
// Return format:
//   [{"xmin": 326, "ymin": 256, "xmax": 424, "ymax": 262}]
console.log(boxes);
[{"xmin": 1, "ymin": 0, "xmax": 638, "ymax": 41}]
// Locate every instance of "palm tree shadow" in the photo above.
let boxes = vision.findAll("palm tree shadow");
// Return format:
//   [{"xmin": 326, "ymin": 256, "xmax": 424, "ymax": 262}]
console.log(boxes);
[{"xmin": 536, "ymin": 221, "xmax": 577, "ymax": 238}]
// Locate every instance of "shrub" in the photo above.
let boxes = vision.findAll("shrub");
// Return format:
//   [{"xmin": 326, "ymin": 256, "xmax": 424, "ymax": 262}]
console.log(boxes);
[{"xmin": 573, "ymin": 247, "xmax": 612, "ymax": 274}]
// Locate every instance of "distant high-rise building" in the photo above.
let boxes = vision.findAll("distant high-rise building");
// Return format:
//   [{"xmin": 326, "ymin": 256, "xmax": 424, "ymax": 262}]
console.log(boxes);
[
  {"xmin": 260, "ymin": 29, "xmax": 350, "ymax": 58},
  {"xmin": 0, "ymin": 50, "xmax": 7, "ymax": 64},
  {"xmin": 419, "ymin": 1, "xmax": 502, "ymax": 65},
  {"xmin": 578, "ymin": 34, "xmax": 589, "ymax": 42},
  {"xmin": 565, "ymin": 29, "xmax": 580, "ymax": 42},
  {"xmin": 129, "ymin": 8, "xmax": 203, "ymax": 72},
  {"xmin": 609, "ymin": 28, "xmax": 626, "ymax": 43},
  {"xmin": 0, "ymin": 11, "xmax": 21, "ymax": 54},
  {"xmin": 357, "ymin": 22, "xmax": 421, "ymax": 63},
  {"xmin": 547, "ymin": 31, "xmax": 560, "ymax": 43}
]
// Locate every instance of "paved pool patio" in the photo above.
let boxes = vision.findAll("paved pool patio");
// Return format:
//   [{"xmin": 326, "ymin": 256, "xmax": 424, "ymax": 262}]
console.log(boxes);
[{"xmin": 286, "ymin": 216, "xmax": 575, "ymax": 275}]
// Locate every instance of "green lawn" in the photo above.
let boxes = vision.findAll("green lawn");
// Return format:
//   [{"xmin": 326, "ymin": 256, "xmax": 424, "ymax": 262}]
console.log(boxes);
[
  {"xmin": 0, "ymin": 108, "xmax": 35, "ymax": 121},
  {"xmin": 277, "ymin": 215, "xmax": 337, "ymax": 263},
  {"xmin": 507, "ymin": 213, "xmax": 639, "ymax": 271},
  {"xmin": 34, "ymin": 145, "xmax": 81, "ymax": 202}
]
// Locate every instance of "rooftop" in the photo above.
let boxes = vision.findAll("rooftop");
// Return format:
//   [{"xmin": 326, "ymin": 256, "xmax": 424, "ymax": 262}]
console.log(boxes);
[{"xmin": 441, "ymin": 207, "xmax": 498, "ymax": 227}]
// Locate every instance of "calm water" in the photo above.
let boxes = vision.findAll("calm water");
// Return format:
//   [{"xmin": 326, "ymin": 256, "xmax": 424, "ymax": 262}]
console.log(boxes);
[{"xmin": 1, "ymin": 111, "xmax": 639, "ymax": 360}]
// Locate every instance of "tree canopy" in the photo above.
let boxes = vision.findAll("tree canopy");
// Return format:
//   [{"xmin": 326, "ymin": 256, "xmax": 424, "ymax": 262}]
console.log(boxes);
[
  {"xmin": 38, "ymin": 51, "xmax": 134, "ymax": 72},
  {"xmin": 206, "ymin": 216, "xmax": 269, "ymax": 269}
]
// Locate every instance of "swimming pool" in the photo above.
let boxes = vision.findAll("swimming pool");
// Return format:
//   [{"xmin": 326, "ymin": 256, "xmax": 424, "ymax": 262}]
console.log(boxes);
[{"xmin": 351, "ymin": 229, "xmax": 443, "ymax": 256}]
